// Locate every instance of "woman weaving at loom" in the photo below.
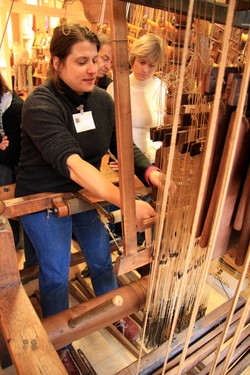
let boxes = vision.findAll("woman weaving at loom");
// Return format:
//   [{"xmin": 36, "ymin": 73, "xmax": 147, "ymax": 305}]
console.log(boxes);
[{"xmin": 15, "ymin": 23, "xmax": 160, "ymax": 372}]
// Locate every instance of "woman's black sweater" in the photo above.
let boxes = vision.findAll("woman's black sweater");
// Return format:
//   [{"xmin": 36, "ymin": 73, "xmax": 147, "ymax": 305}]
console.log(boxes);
[{"xmin": 16, "ymin": 79, "xmax": 151, "ymax": 197}]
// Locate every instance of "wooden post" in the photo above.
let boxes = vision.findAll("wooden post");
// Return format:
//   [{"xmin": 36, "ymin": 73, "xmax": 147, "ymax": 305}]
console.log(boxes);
[
  {"xmin": 109, "ymin": 0, "xmax": 138, "ymax": 256},
  {"xmin": 0, "ymin": 218, "xmax": 67, "ymax": 374},
  {"xmin": 0, "ymin": 216, "xmax": 20, "ymax": 288}
]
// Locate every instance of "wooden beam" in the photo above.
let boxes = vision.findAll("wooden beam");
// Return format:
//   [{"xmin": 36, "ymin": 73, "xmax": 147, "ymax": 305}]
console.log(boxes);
[
  {"xmin": 42, "ymin": 276, "xmax": 149, "ymax": 349},
  {"xmin": 114, "ymin": 246, "xmax": 152, "ymax": 276},
  {"xmin": 80, "ymin": 0, "xmax": 110, "ymax": 24},
  {"xmin": 0, "ymin": 220, "xmax": 67, "ymax": 374},
  {"xmin": 0, "ymin": 285, "xmax": 67, "ymax": 374},
  {"xmin": 109, "ymin": 0, "xmax": 138, "ymax": 256},
  {"xmin": 0, "ymin": 219, "xmax": 19, "ymax": 288},
  {"xmin": 6, "ymin": 1, "xmax": 87, "ymax": 21}
]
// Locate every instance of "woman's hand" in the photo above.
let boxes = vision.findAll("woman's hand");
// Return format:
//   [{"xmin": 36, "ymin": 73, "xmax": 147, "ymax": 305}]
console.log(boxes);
[
  {"xmin": 135, "ymin": 199, "xmax": 156, "ymax": 228},
  {"xmin": 148, "ymin": 169, "xmax": 161, "ymax": 188},
  {"xmin": 0, "ymin": 136, "xmax": 9, "ymax": 150},
  {"xmin": 148, "ymin": 169, "xmax": 177, "ymax": 195}
]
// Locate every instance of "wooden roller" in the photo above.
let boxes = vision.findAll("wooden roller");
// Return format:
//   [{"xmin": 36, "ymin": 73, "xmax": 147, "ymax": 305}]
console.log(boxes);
[
  {"xmin": 166, "ymin": 25, "xmax": 190, "ymax": 44},
  {"xmin": 142, "ymin": 15, "xmax": 162, "ymax": 31},
  {"xmin": 158, "ymin": 18, "xmax": 175, "ymax": 31},
  {"xmin": 42, "ymin": 276, "xmax": 148, "ymax": 350}
]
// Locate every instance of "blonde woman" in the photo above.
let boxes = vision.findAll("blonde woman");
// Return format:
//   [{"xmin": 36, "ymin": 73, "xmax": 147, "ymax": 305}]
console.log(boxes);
[{"xmin": 107, "ymin": 33, "xmax": 166, "ymax": 164}]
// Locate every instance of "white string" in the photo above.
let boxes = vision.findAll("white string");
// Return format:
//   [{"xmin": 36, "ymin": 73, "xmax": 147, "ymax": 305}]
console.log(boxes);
[
  {"xmin": 99, "ymin": 0, "xmax": 107, "ymax": 26},
  {"xmin": 126, "ymin": 3, "xmax": 131, "ymax": 19},
  {"xmin": 98, "ymin": 211, "xmax": 124, "ymax": 254}
]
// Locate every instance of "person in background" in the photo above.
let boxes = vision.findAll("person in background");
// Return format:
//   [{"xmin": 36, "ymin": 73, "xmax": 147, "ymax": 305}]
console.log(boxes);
[
  {"xmin": 15, "ymin": 24, "xmax": 160, "ymax": 372},
  {"xmin": 107, "ymin": 33, "xmax": 166, "ymax": 165},
  {"xmin": 0, "ymin": 72, "xmax": 37, "ymax": 266},
  {"xmin": 95, "ymin": 34, "xmax": 113, "ymax": 89},
  {"xmin": 0, "ymin": 72, "xmax": 22, "ymax": 187}
]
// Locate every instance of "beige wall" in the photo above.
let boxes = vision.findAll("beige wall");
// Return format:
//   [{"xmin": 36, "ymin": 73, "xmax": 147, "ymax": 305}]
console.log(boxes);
[{"xmin": 0, "ymin": 1, "xmax": 90, "ymax": 88}]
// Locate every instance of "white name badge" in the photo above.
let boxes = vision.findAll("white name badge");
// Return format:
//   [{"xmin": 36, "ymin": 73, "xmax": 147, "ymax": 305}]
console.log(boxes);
[{"xmin": 73, "ymin": 111, "xmax": 96, "ymax": 132}]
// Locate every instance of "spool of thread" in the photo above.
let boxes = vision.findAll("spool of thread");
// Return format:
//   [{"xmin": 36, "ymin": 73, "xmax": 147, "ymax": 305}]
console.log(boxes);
[{"xmin": 110, "ymin": 209, "xmax": 121, "ymax": 224}]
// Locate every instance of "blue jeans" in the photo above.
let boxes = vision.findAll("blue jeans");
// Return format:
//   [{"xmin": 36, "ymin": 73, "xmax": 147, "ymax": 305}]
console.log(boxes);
[{"xmin": 21, "ymin": 209, "xmax": 118, "ymax": 318}]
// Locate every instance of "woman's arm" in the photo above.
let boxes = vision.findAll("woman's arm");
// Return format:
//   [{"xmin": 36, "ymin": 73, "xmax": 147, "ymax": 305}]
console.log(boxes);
[
  {"xmin": 67, "ymin": 154, "xmax": 121, "ymax": 207},
  {"xmin": 66, "ymin": 153, "xmax": 156, "ymax": 227}
]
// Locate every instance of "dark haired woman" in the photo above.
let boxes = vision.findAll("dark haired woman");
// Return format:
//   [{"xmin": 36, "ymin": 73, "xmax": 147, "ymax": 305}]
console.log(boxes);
[{"xmin": 15, "ymin": 24, "xmax": 160, "ymax": 366}]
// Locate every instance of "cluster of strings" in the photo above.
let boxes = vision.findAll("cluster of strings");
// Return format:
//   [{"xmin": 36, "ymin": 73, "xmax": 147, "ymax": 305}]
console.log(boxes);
[
  {"xmin": 98, "ymin": 1, "xmax": 249, "ymax": 370},
  {"xmin": 129, "ymin": 3, "xmax": 210, "ymax": 350},
  {"xmin": 128, "ymin": 1, "xmax": 250, "ymax": 354}
]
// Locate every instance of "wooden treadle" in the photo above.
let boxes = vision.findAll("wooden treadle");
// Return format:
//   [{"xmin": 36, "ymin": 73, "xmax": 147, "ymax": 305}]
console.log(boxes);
[{"xmin": 70, "ymin": 346, "xmax": 97, "ymax": 375}]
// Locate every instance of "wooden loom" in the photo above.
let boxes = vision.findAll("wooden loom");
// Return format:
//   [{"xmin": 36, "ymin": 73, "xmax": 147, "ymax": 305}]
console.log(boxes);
[{"xmin": 0, "ymin": 0, "xmax": 250, "ymax": 374}]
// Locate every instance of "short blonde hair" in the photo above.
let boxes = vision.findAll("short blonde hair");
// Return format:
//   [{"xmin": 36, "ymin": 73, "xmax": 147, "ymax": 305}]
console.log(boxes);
[{"xmin": 128, "ymin": 33, "xmax": 163, "ymax": 67}]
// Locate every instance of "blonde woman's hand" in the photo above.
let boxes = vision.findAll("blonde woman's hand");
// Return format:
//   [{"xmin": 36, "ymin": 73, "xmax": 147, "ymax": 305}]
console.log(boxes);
[
  {"xmin": 148, "ymin": 169, "xmax": 161, "ymax": 188},
  {"xmin": 0, "ymin": 136, "xmax": 9, "ymax": 150},
  {"xmin": 148, "ymin": 169, "xmax": 177, "ymax": 196}
]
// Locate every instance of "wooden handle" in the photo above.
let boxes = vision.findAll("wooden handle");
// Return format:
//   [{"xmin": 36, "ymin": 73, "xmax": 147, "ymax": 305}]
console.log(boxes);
[
  {"xmin": 142, "ymin": 216, "xmax": 157, "ymax": 229},
  {"xmin": 235, "ymin": 196, "xmax": 250, "ymax": 266},
  {"xmin": 200, "ymin": 114, "xmax": 249, "ymax": 257},
  {"xmin": 195, "ymin": 101, "xmax": 230, "ymax": 238},
  {"xmin": 234, "ymin": 165, "xmax": 250, "ymax": 231},
  {"xmin": 68, "ymin": 295, "xmax": 123, "ymax": 329}
]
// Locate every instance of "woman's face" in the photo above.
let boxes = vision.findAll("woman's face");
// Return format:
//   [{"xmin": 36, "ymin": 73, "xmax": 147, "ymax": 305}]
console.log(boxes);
[
  {"xmin": 53, "ymin": 40, "xmax": 98, "ymax": 94},
  {"xmin": 132, "ymin": 57, "xmax": 157, "ymax": 81}
]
